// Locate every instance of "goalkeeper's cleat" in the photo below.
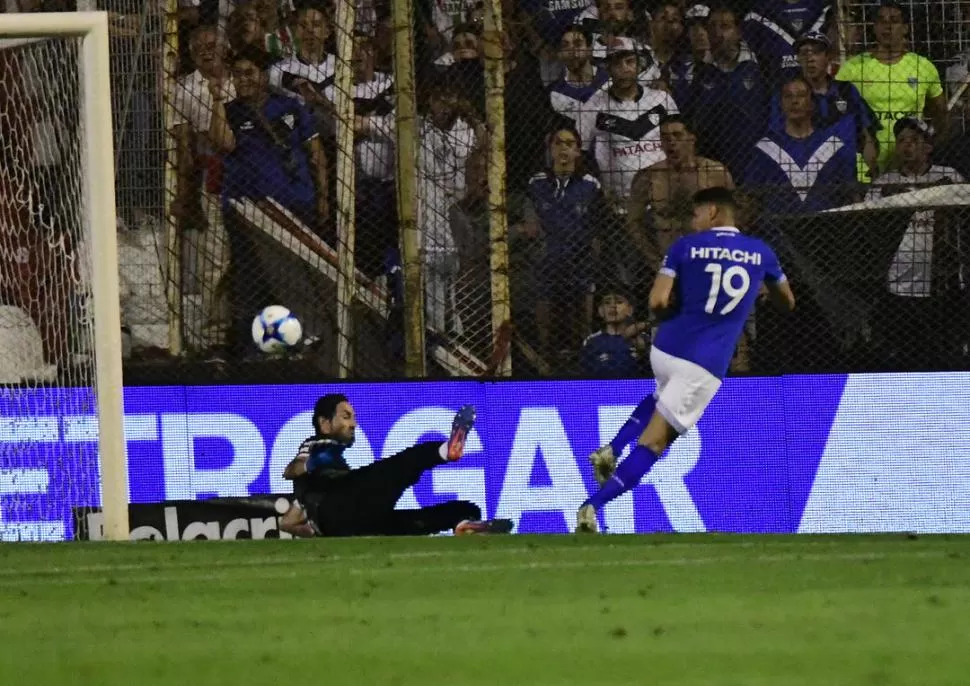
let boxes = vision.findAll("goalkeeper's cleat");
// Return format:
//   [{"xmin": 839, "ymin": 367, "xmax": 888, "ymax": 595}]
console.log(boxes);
[
  {"xmin": 590, "ymin": 445, "xmax": 617, "ymax": 485},
  {"xmin": 575, "ymin": 504, "xmax": 599, "ymax": 534},
  {"xmin": 454, "ymin": 518, "xmax": 515, "ymax": 535},
  {"xmin": 446, "ymin": 404, "xmax": 476, "ymax": 461}
]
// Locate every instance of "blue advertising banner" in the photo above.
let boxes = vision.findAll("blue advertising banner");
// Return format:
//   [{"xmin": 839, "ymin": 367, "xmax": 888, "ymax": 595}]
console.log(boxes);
[{"xmin": 3, "ymin": 373, "xmax": 970, "ymax": 541}]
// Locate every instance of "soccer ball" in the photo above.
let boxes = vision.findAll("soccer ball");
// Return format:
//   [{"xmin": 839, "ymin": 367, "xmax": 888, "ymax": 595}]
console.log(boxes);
[{"xmin": 252, "ymin": 306, "xmax": 302, "ymax": 353}]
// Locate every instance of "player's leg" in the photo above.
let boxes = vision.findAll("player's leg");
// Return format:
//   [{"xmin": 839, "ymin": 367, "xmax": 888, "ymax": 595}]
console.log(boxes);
[
  {"xmin": 377, "ymin": 501, "xmax": 481, "ymax": 536},
  {"xmin": 589, "ymin": 394, "xmax": 658, "ymax": 484},
  {"xmin": 343, "ymin": 405, "xmax": 476, "ymax": 508},
  {"xmin": 577, "ymin": 348, "xmax": 721, "ymax": 533}
]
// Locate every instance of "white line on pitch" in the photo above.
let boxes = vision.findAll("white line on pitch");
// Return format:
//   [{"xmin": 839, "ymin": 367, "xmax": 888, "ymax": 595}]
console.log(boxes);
[{"xmin": 0, "ymin": 549, "xmax": 953, "ymax": 588}]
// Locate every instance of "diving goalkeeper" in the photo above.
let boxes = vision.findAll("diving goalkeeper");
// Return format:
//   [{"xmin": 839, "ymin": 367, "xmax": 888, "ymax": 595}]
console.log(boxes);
[{"xmin": 280, "ymin": 394, "xmax": 513, "ymax": 537}]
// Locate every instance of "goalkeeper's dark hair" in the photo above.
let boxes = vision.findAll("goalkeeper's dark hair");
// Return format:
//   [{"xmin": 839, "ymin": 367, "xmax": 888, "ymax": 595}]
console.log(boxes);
[
  {"xmin": 313, "ymin": 393, "xmax": 350, "ymax": 429},
  {"xmin": 693, "ymin": 187, "xmax": 737, "ymax": 211}
]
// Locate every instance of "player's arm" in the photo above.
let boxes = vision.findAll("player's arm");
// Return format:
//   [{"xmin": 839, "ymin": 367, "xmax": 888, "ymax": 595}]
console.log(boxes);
[
  {"xmin": 764, "ymin": 278, "xmax": 795, "ymax": 312},
  {"xmin": 762, "ymin": 246, "xmax": 795, "ymax": 312},
  {"xmin": 648, "ymin": 273, "xmax": 676, "ymax": 319},
  {"xmin": 283, "ymin": 451, "xmax": 309, "ymax": 480}
]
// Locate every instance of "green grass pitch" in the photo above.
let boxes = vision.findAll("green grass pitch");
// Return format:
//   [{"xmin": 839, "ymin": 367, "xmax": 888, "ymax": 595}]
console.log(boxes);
[{"xmin": 2, "ymin": 534, "xmax": 969, "ymax": 685}]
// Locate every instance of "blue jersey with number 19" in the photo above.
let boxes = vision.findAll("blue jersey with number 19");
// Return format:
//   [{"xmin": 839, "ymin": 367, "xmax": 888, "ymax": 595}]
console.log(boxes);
[{"xmin": 652, "ymin": 227, "xmax": 786, "ymax": 379}]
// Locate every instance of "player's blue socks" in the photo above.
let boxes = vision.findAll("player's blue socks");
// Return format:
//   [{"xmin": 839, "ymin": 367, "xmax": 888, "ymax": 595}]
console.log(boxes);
[
  {"xmin": 582, "ymin": 445, "xmax": 661, "ymax": 510},
  {"xmin": 609, "ymin": 396, "xmax": 657, "ymax": 455}
]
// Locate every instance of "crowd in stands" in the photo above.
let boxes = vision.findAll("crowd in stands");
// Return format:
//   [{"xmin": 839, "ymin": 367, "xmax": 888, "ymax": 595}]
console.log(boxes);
[
  {"xmin": 162, "ymin": 0, "xmax": 970, "ymax": 377},
  {"xmin": 6, "ymin": 0, "xmax": 968, "ymax": 378}
]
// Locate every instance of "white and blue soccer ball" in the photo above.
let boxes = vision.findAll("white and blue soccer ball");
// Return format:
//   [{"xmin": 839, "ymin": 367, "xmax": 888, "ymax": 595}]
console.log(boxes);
[{"xmin": 252, "ymin": 305, "xmax": 302, "ymax": 353}]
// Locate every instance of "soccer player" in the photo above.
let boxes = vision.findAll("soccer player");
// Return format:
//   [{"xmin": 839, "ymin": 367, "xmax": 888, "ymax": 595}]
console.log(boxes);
[
  {"xmin": 577, "ymin": 187, "xmax": 795, "ymax": 532},
  {"xmin": 280, "ymin": 394, "xmax": 513, "ymax": 537},
  {"xmin": 835, "ymin": 0, "xmax": 948, "ymax": 173}
]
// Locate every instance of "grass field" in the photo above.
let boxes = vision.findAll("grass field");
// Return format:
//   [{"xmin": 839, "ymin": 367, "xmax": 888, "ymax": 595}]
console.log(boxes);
[{"xmin": 2, "ymin": 534, "xmax": 969, "ymax": 685}]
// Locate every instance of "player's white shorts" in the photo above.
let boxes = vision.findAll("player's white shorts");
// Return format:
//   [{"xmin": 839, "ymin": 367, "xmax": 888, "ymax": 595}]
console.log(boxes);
[{"xmin": 650, "ymin": 346, "xmax": 722, "ymax": 434}]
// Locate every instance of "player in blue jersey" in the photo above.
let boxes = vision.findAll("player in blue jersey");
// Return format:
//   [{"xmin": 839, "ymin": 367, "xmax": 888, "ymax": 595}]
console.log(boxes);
[{"xmin": 577, "ymin": 187, "xmax": 795, "ymax": 532}]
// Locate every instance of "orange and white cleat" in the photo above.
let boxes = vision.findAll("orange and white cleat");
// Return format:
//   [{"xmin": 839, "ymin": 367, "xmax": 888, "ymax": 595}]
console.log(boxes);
[
  {"xmin": 454, "ymin": 519, "xmax": 514, "ymax": 535},
  {"xmin": 445, "ymin": 405, "xmax": 476, "ymax": 461}
]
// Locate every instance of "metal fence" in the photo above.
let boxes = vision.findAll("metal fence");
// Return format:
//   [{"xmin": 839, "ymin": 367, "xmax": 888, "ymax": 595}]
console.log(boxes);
[{"xmin": 4, "ymin": 0, "xmax": 970, "ymax": 380}]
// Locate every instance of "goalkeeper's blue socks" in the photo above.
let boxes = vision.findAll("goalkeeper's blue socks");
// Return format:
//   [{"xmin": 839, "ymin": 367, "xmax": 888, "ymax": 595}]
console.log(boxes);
[
  {"xmin": 608, "ymin": 396, "xmax": 657, "ymax": 455},
  {"xmin": 582, "ymin": 445, "xmax": 661, "ymax": 511}
]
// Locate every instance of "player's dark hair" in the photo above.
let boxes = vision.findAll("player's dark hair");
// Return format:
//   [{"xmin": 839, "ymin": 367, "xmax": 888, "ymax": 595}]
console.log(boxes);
[
  {"xmin": 313, "ymin": 394, "xmax": 350, "ymax": 430},
  {"xmin": 693, "ymin": 187, "xmax": 737, "ymax": 211}
]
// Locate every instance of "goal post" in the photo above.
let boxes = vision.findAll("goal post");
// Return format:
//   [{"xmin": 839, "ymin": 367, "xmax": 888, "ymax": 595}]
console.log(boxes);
[{"xmin": 0, "ymin": 12, "xmax": 128, "ymax": 542}]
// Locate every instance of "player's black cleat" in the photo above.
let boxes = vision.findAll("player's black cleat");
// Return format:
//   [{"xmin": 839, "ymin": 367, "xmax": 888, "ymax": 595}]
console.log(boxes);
[{"xmin": 454, "ymin": 518, "xmax": 514, "ymax": 535}]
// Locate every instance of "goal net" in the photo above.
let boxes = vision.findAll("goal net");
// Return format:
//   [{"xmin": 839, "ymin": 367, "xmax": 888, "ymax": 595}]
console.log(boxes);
[{"xmin": 0, "ymin": 13, "xmax": 127, "ymax": 542}]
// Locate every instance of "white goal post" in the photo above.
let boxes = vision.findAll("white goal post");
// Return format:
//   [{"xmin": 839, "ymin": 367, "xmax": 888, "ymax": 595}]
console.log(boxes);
[{"xmin": 0, "ymin": 12, "xmax": 128, "ymax": 541}]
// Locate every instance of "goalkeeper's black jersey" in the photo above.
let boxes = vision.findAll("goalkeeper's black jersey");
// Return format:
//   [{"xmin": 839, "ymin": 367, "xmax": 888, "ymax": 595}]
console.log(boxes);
[{"xmin": 292, "ymin": 436, "xmax": 351, "ymax": 500}]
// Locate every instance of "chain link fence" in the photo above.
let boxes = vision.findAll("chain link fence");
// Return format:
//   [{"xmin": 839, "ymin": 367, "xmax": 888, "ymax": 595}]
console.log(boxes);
[{"xmin": 2, "ymin": 0, "xmax": 969, "ymax": 380}]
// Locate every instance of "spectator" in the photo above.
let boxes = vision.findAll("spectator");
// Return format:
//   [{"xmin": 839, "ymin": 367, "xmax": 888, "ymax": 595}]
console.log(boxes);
[
  {"xmin": 835, "ymin": 0, "xmax": 948, "ymax": 174},
  {"xmin": 687, "ymin": 4, "xmax": 767, "ymax": 183},
  {"xmin": 425, "ymin": 0, "xmax": 481, "ymax": 58},
  {"xmin": 520, "ymin": 0, "xmax": 593, "ymax": 54},
  {"xmin": 745, "ymin": 76, "xmax": 858, "ymax": 216},
  {"xmin": 768, "ymin": 31, "xmax": 879, "ymax": 176},
  {"xmin": 742, "ymin": 0, "xmax": 831, "ymax": 86},
  {"xmin": 227, "ymin": 0, "xmax": 298, "ymax": 59},
  {"xmin": 431, "ymin": 21, "xmax": 480, "ymax": 70},
  {"xmin": 323, "ymin": 34, "xmax": 398, "ymax": 280},
  {"xmin": 171, "ymin": 25, "xmax": 236, "ymax": 356},
  {"xmin": 269, "ymin": 0, "xmax": 334, "ymax": 125},
  {"xmin": 416, "ymin": 75, "xmax": 484, "ymax": 335},
  {"xmin": 448, "ymin": 152, "xmax": 528, "ymax": 354},
  {"xmin": 439, "ymin": 24, "xmax": 559, "ymax": 192},
  {"xmin": 548, "ymin": 25, "xmax": 609, "ymax": 124},
  {"xmin": 866, "ymin": 117, "xmax": 966, "ymax": 370},
  {"xmin": 208, "ymin": 47, "xmax": 329, "ymax": 355},
  {"xmin": 627, "ymin": 114, "xmax": 733, "ymax": 279},
  {"xmin": 577, "ymin": 37, "xmax": 678, "ymax": 209},
  {"xmin": 647, "ymin": 1, "xmax": 685, "ymax": 77},
  {"xmin": 663, "ymin": 3, "xmax": 712, "ymax": 108},
  {"xmin": 580, "ymin": 286, "xmax": 649, "ymax": 377},
  {"xmin": 577, "ymin": 0, "xmax": 652, "ymax": 71},
  {"xmin": 523, "ymin": 125, "xmax": 610, "ymax": 368}
]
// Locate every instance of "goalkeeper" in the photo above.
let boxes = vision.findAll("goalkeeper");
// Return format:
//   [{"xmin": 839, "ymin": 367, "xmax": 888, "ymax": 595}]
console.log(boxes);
[{"xmin": 280, "ymin": 394, "xmax": 513, "ymax": 537}]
